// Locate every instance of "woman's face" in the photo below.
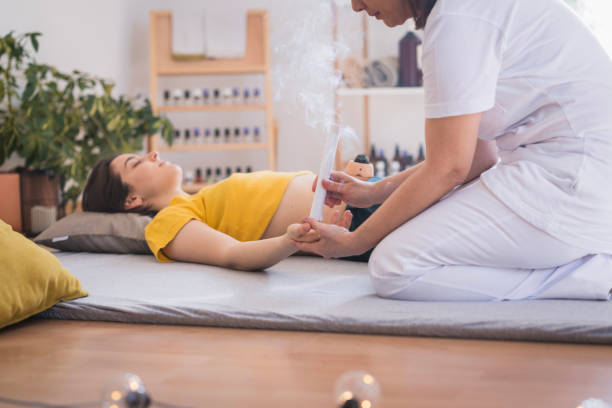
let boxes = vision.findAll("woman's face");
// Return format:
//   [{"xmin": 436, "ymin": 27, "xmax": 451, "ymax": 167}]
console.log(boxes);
[
  {"xmin": 350, "ymin": 0, "xmax": 413, "ymax": 27},
  {"xmin": 111, "ymin": 151, "xmax": 182, "ymax": 209}
]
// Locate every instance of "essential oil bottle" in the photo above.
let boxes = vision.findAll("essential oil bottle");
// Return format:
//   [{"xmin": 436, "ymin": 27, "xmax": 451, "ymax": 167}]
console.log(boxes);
[
  {"xmin": 192, "ymin": 88, "xmax": 202, "ymax": 105},
  {"xmin": 173, "ymin": 129, "xmax": 181, "ymax": 145},
  {"xmin": 224, "ymin": 128, "xmax": 231, "ymax": 143},
  {"xmin": 204, "ymin": 128, "xmax": 211, "ymax": 144},
  {"xmin": 243, "ymin": 127, "xmax": 250, "ymax": 143},
  {"xmin": 203, "ymin": 89, "xmax": 210, "ymax": 105},
  {"xmin": 235, "ymin": 166, "xmax": 242, "ymax": 173},
  {"xmin": 193, "ymin": 128, "xmax": 201, "ymax": 144},
  {"xmin": 195, "ymin": 167, "xmax": 203, "ymax": 184},
  {"xmin": 183, "ymin": 89, "xmax": 191, "ymax": 106},
  {"xmin": 243, "ymin": 89, "xmax": 250, "ymax": 105},
  {"xmin": 213, "ymin": 89, "xmax": 220, "ymax": 105},
  {"xmin": 253, "ymin": 127, "xmax": 261, "ymax": 143},
  {"xmin": 184, "ymin": 129, "xmax": 191, "ymax": 145},
  {"xmin": 172, "ymin": 88, "xmax": 182, "ymax": 106},
  {"xmin": 222, "ymin": 88, "xmax": 232, "ymax": 105},
  {"xmin": 214, "ymin": 167, "xmax": 223, "ymax": 182},
  {"xmin": 225, "ymin": 167, "xmax": 232, "ymax": 179},
  {"xmin": 214, "ymin": 128, "xmax": 221, "ymax": 143},
  {"xmin": 205, "ymin": 167, "xmax": 213, "ymax": 184},
  {"xmin": 246, "ymin": 166, "xmax": 253, "ymax": 173},
  {"xmin": 163, "ymin": 90, "xmax": 170, "ymax": 106},
  {"xmin": 234, "ymin": 127, "xmax": 241, "ymax": 143},
  {"xmin": 232, "ymin": 87, "xmax": 241, "ymax": 105},
  {"xmin": 253, "ymin": 88, "xmax": 262, "ymax": 104}
]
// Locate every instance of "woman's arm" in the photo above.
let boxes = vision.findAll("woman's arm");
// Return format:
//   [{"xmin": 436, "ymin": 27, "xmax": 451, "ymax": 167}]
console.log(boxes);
[
  {"xmin": 295, "ymin": 112, "xmax": 484, "ymax": 258},
  {"xmin": 163, "ymin": 220, "xmax": 299, "ymax": 271}
]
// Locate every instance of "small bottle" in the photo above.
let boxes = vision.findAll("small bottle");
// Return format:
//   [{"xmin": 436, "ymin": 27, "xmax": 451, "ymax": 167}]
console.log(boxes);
[
  {"xmin": 193, "ymin": 127, "xmax": 201, "ymax": 144},
  {"xmin": 184, "ymin": 170, "xmax": 194, "ymax": 184},
  {"xmin": 376, "ymin": 149, "xmax": 389, "ymax": 177},
  {"xmin": 224, "ymin": 128, "xmax": 231, "ymax": 144},
  {"xmin": 192, "ymin": 88, "xmax": 202, "ymax": 105},
  {"xmin": 214, "ymin": 128, "xmax": 221, "ymax": 144},
  {"xmin": 234, "ymin": 127, "xmax": 241, "ymax": 143},
  {"xmin": 222, "ymin": 88, "xmax": 232, "ymax": 105},
  {"xmin": 203, "ymin": 89, "xmax": 210, "ymax": 105},
  {"xmin": 369, "ymin": 144, "xmax": 378, "ymax": 163},
  {"xmin": 213, "ymin": 89, "xmax": 220, "ymax": 105},
  {"xmin": 391, "ymin": 145, "xmax": 401, "ymax": 174},
  {"xmin": 225, "ymin": 167, "xmax": 232, "ymax": 179},
  {"xmin": 400, "ymin": 149, "xmax": 410, "ymax": 171},
  {"xmin": 195, "ymin": 167, "xmax": 203, "ymax": 184},
  {"xmin": 214, "ymin": 167, "xmax": 223, "ymax": 182},
  {"xmin": 204, "ymin": 128, "xmax": 211, "ymax": 144},
  {"xmin": 235, "ymin": 166, "xmax": 242, "ymax": 173},
  {"xmin": 375, "ymin": 161, "xmax": 386, "ymax": 179},
  {"xmin": 184, "ymin": 129, "xmax": 191, "ymax": 145},
  {"xmin": 253, "ymin": 88, "xmax": 262, "ymax": 104},
  {"xmin": 163, "ymin": 90, "xmax": 170, "ymax": 106},
  {"xmin": 183, "ymin": 89, "xmax": 191, "ymax": 106},
  {"xmin": 243, "ymin": 127, "xmax": 250, "ymax": 143},
  {"xmin": 172, "ymin": 88, "xmax": 182, "ymax": 106},
  {"xmin": 205, "ymin": 167, "xmax": 213, "ymax": 184},
  {"xmin": 246, "ymin": 166, "xmax": 253, "ymax": 173},
  {"xmin": 243, "ymin": 88, "xmax": 250, "ymax": 105},
  {"xmin": 232, "ymin": 87, "xmax": 241, "ymax": 105},
  {"xmin": 417, "ymin": 144, "xmax": 425, "ymax": 163},
  {"xmin": 253, "ymin": 126, "xmax": 261, "ymax": 143},
  {"xmin": 173, "ymin": 129, "xmax": 181, "ymax": 145}
]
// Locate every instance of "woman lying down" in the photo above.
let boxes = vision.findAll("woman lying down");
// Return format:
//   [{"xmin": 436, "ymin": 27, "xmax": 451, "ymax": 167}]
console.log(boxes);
[{"xmin": 82, "ymin": 151, "xmax": 374, "ymax": 270}]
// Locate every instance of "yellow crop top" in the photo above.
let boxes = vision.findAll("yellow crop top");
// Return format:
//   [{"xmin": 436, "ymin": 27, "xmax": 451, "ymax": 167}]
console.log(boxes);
[{"xmin": 145, "ymin": 171, "xmax": 311, "ymax": 262}]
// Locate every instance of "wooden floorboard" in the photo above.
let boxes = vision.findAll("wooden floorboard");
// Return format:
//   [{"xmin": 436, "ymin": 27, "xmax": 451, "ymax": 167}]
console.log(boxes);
[{"xmin": 0, "ymin": 319, "xmax": 611, "ymax": 408}]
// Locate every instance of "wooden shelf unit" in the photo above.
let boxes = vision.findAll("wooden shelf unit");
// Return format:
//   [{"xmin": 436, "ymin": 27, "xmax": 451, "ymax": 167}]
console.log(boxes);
[{"xmin": 148, "ymin": 10, "xmax": 277, "ymax": 170}]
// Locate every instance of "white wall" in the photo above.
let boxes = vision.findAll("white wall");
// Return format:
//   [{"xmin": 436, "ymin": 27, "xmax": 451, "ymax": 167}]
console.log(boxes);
[{"xmin": 0, "ymin": 0, "xmax": 423, "ymax": 174}]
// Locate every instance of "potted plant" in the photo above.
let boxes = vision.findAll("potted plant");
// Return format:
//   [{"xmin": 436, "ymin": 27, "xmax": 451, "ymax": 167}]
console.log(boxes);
[{"xmin": 0, "ymin": 31, "xmax": 173, "ymax": 211}]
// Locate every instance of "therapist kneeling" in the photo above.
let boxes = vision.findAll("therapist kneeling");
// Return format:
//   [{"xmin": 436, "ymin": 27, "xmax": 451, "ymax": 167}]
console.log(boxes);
[{"xmin": 294, "ymin": 0, "xmax": 612, "ymax": 301}]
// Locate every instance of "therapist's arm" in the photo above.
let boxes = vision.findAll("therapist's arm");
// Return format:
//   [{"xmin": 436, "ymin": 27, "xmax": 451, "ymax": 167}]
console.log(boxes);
[
  {"xmin": 351, "ymin": 112, "xmax": 483, "ymax": 253},
  {"xmin": 373, "ymin": 136, "xmax": 496, "ymax": 203}
]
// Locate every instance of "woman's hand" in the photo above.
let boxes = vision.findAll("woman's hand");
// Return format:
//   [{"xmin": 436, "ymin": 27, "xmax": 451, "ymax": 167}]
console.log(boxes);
[
  {"xmin": 287, "ymin": 222, "xmax": 320, "ymax": 243},
  {"xmin": 287, "ymin": 209, "xmax": 353, "ymax": 243},
  {"xmin": 291, "ymin": 217, "xmax": 364, "ymax": 259},
  {"xmin": 312, "ymin": 171, "xmax": 379, "ymax": 208}
]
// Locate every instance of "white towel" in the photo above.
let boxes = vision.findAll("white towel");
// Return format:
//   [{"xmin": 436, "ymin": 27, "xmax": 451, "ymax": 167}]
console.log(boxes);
[
  {"xmin": 172, "ymin": 9, "xmax": 206, "ymax": 56},
  {"xmin": 204, "ymin": 9, "xmax": 246, "ymax": 59}
]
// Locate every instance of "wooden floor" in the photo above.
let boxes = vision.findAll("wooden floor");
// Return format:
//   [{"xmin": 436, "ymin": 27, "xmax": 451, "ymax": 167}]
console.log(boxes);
[{"xmin": 0, "ymin": 319, "xmax": 611, "ymax": 408}]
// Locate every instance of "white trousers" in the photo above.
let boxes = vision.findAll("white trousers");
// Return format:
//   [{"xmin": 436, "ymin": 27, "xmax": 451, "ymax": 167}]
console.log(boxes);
[{"xmin": 369, "ymin": 180, "xmax": 612, "ymax": 301}]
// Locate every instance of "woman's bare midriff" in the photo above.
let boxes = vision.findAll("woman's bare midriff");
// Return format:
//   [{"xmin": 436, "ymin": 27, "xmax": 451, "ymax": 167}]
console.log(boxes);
[{"xmin": 261, "ymin": 174, "xmax": 347, "ymax": 239}]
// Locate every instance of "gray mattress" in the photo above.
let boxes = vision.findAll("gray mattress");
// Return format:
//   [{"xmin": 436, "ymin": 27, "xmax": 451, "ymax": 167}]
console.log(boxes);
[{"xmin": 40, "ymin": 252, "xmax": 612, "ymax": 344}]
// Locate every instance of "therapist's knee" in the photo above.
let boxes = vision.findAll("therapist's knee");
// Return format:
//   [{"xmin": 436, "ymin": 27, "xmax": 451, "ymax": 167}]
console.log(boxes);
[{"xmin": 368, "ymin": 234, "xmax": 428, "ymax": 300}]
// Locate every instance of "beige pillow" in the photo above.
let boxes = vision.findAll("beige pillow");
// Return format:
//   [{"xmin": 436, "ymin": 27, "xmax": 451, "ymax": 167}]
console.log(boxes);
[{"xmin": 35, "ymin": 212, "xmax": 152, "ymax": 254}]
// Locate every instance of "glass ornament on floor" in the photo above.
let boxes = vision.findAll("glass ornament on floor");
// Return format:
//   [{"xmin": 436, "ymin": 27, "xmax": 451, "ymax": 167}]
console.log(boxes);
[
  {"xmin": 101, "ymin": 373, "xmax": 151, "ymax": 408},
  {"xmin": 333, "ymin": 370, "xmax": 381, "ymax": 408}
]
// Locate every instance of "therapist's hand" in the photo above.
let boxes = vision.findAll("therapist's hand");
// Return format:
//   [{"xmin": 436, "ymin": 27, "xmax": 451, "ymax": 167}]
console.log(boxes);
[
  {"xmin": 291, "ymin": 217, "xmax": 365, "ymax": 259},
  {"xmin": 312, "ymin": 171, "xmax": 379, "ymax": 208}
]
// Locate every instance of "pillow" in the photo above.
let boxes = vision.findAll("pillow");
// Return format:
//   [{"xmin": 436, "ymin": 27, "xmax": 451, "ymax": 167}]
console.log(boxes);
[
  {"xmin": 0, "ymin": 220, "xmax": 88, "ymax": 329},
  {"xmin": 34, "ymin": 212, "xmax": 152, "ymax": 254}
]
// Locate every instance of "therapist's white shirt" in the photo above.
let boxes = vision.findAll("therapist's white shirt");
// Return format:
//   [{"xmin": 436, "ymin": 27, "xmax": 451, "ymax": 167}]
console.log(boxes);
[{"xmin": 422, "ymin": 0, "xmax": 612, "ymax": 253}]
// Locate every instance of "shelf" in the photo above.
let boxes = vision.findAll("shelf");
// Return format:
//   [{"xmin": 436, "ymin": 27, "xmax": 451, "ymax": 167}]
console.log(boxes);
[
  {"xmin": 157, "ymin": 105, "xmax": 267, "ymax": 113},
  {"xmin": 337, "ymin": 87, "xmax": 424, "ymax": 96},
  {"xmin": 150, "ymin": 10, "xmax": 268, "ymax": 75},
  {"xmin": 157, "ymin": 143, "xmax": 268, "ymax": 152}
]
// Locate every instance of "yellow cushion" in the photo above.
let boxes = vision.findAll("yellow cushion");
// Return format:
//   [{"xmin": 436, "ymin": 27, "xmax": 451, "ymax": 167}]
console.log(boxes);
[{"xmin": 0, "ymin": 219, "xmax": 88, "ymax": 329}]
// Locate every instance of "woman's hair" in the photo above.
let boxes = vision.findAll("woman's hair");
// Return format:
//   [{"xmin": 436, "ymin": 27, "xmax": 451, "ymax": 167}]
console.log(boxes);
[
  {"xmin": 82, "ymin": 155, "xmax": 154, "ymax": 215},
  {"xmin": 406, "ymin": 0, "xmax": 438, "ymax": 29}
]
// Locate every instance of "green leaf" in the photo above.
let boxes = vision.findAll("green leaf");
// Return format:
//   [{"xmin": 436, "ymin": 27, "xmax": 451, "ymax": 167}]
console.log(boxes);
[
  {"xmin": 29, "ymin": 33, "xmax": 41, "ymax": 52},
  {"xmin": 107, "ymin": 114, "xmax": 121, "ymax": 131}
]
